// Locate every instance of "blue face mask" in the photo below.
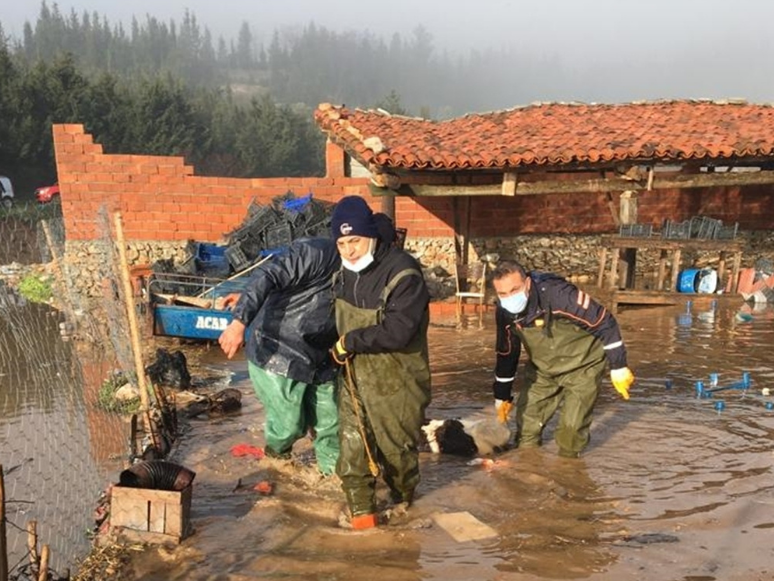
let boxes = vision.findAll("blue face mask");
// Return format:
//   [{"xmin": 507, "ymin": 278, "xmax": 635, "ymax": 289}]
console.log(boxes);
[{"xmin": 500, "ymin": 290, "xmax": 528, "ymax": 315}]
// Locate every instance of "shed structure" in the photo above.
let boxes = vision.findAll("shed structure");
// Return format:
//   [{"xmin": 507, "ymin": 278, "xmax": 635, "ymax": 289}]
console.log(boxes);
[{"xmin": 314, "ymin": 99, "xmax": 774, "ymax": 305}]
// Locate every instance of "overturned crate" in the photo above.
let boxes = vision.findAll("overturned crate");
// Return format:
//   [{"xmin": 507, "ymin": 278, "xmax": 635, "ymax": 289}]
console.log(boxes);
[{"xmin": 111, "ymin": 484, "xmax": 193, "ymax": 544}]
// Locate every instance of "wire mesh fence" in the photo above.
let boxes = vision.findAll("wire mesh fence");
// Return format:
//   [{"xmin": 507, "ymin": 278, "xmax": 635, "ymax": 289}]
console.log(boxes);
[{"xmin": 0, "ymin": 202, "xmax": 138, "ymax": 579}]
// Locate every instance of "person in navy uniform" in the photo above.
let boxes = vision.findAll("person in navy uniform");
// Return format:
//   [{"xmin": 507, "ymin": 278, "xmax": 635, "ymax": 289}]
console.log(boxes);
[{"xmin": 491, "ymin": 260, "xmax": 634, "ymax": 458}]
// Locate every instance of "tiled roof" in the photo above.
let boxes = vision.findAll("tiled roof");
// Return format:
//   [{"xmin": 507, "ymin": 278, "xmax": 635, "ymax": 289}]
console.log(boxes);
[{"xmin": 314, "ymin": 100, "xmax": 774, "ymax": 171}]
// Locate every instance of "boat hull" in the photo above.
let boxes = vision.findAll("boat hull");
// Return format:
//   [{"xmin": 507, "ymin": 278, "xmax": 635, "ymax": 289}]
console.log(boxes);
[{"xmin": 153, "ymin": 304, "xmax": 234, "ymax": 341}]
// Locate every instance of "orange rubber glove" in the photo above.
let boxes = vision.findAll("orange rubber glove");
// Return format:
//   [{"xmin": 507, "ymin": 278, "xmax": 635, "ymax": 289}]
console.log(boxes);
[
  {"xmin": 611, "ymin": 367, "xmax": 635, "ymax": 400},
  {"xmin": 495, "ymin": 399, "xmax": 513, "ymax": 423}
]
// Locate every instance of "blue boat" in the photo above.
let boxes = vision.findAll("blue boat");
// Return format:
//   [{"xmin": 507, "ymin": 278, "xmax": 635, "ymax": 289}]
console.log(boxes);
[
  {"xmin": 145, "ymin": 253, "xmax": 276, "ymax": 341},
  {"xmin": 153, "ymin": 303, "xmax": 235, "ymax": 341},
  {"xmin": 147, "ymin": 271, "xmax": 255, "ymax": 341}
]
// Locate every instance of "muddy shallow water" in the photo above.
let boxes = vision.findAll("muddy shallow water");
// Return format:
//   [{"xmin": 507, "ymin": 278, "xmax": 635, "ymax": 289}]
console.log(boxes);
[{"xmin": 123, "ymin": 301, "xmax": 774, "ymax": 581}]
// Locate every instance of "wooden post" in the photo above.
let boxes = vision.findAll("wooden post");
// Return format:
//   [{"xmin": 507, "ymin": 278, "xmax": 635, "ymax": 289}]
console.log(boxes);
[
  {"xmin": 452, "ymin": 198, "xmax": 463, "ymax": 260},
  {"xmin": 113, "ymin": 213, "xmax": 159, "ymax": 453},
  {"xmin": 619, "ymin": 191, "xmax": 638, "ymax": 289},
  {"xmin": 717, "ymin": 251, "xmax": 727, "ymax": 290},
  {"xmin": 670, "ymin": 249, "xmax": 682, "ymax": 292},
  {"xmin": 730, "ymin": 251, "xmax": 742, "ymax": 294},
  {"xmin": 597, "ymin": 246, "xmax": 608, "ymax": 288},
  {"xmin": 0, "ymin": 465, "xmax": 8, "ymax": 581},
  {"xmin": 114, "ymin": 213, "xmax": 151, "ymax": 413},
  {"xmin": 462, "ymin": 197, "xmax": 472, "ymax": 265},
  {"xmin": 27, "ymin": 521, "xmax": 39, "ymax": 578},
  {"xmin": 37, "ymin": 545, "xmax": 49, "ymax": 581},
  {"xmin": 657, "ymin": 249, "xmax": 668, "ymax": 291},
  {"xmin": 608, "ymin": 249, "xmax": 620, "ymax": 290},
  {"xmin": 380, "ymin": 194, "xmax": 395, "ymax": 222}
]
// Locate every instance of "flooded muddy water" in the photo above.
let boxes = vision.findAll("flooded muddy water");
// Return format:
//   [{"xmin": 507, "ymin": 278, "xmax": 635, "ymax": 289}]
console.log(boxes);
[
  {"xmin": 1, "ymin": 301, "xmax": 127, "ymax": 573},
  {"xmin": 124, "ymin": 300, "xmax": 774, "ymax": 581}
]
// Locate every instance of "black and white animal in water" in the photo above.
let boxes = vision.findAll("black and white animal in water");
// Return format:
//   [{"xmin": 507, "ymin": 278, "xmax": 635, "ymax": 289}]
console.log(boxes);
[{"xmin": 421, "ymin": 417, "xmax": 511, "ymax": 457}]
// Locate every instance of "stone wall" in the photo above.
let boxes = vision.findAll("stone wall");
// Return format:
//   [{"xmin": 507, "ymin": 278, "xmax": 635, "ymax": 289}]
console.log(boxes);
[
  {"xmin": 63, "ymin": 231, "xmax": 774, "ymax": 301},
  {"xmin": 408, "ymin": 231, "xmax": 774, "ymax": 299},
  {"xmin": 63, "ymin": 240, "xmax": 190, "ymax": 299}
]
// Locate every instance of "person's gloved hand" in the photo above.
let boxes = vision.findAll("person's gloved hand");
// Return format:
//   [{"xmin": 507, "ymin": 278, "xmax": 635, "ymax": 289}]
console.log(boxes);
[
  {"xmin": 495, "ymin": 398, "xmax": 514, "ymax": 423},
  {"xmin": 331, "ymin": 336, "xmax": 352, "ymax": 366},
  {"xmin": 611, "ymin": 367, "xmax": 635, "ymax": 400}
]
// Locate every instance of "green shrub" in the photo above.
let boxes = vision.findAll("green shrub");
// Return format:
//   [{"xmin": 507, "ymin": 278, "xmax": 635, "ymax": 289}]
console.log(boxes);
[{"xmin": 18, "ymin": 274, "xmax": 53, "ymax": 303}]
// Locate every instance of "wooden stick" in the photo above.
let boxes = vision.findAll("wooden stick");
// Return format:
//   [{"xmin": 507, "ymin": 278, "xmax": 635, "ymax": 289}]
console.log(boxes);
[
  {"xmin": 27, "ymin": 521, "xmax": 39, "ymax": 578},
  {"xmin": 113, "ymin": 213, "xmax": 158, "ymax": 451},
  {"xmin": 155, "ymin": 294, "xmax": 214, "ymax": 309},
  {"xmin": 0, "ymin": 465, "xmax": 8, "ymax": 581},
  {"xmin": 129, "ymin": 414, "xmax": 139, "ymax": 465},
  {"xmin": 194, "ymin": 254, "xmax": 273, "ymax": 298},
  {"xmin": 37, "ymin": 545, "xmax": 49, "ymax": 581}
]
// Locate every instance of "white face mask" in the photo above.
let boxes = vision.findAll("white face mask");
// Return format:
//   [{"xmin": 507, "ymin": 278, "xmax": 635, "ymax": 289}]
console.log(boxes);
[
  {"xmin": 341, "ymin": 238, "xmax": 376, "ymax": 273},
  {"xmin": 342, "ymin": 251, "xmax": 374, "ymax": 272},
  {"xmin": 500, "ymin": 290, "xmax": 528, "ymax": 315}
]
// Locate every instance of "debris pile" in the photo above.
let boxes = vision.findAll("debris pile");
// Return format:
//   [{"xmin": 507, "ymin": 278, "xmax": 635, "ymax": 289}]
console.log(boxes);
[
  {"xmin": 147, "ymin": 191, "xmax": 334, "ymax": 292},
  {"xmin": 223, "ymin": 192, "xmax": 334, "ymax": 273}
]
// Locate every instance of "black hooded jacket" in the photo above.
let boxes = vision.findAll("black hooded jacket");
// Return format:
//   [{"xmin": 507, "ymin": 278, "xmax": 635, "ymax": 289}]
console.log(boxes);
[
  {"xmin": 334, "ymin": 232, "xmax": 429, "ymax": 354},
  {"xmin": 232, "ymin": 237, "xmax": 340, "ymax": 384}
]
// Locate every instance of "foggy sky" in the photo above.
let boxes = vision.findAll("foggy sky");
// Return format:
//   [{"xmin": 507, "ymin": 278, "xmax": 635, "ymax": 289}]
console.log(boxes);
[{"xmin": 4, "ymin": 0, "xmax": 774, "ymax": 105}]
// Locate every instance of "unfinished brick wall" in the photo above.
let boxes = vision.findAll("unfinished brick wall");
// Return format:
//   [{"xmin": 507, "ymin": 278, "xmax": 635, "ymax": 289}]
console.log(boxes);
[{"xmin": 52, "ymin": 124, "xmax": 374, "ymax": 243}]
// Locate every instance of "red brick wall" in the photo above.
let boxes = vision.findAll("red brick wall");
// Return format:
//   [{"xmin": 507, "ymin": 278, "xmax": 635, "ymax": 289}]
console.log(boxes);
[
  {"xmin": 403, "ymin": 187, "xmax": 773, "ymax": 237},
  {"xmin": 54, "ymin": 124, "xmax": 774, "ymax": 242},
  {"xmin": 53, "ymin": 125, "xmax": 375, "ymax": 242}
]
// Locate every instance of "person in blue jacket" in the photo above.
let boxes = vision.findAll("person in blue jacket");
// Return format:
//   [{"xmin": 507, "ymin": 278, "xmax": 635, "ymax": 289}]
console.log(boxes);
[
  {"xmin": 491, "ymin": 259, "xmax": 635, "ymax": 458},
  {"xmin": 218, "ymin": 237, "xmax": 341, "ymax": 475}
]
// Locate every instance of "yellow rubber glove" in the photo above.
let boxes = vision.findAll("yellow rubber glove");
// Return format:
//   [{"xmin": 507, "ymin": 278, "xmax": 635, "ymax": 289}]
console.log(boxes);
[
  {"xmin": 330, "ymin": 336, "xmax": 351, "ymax": 366},
  {"xmin": 495, "ymin": 399, "xmax": 513, "ymax": 423},
  {"xmin": 611, "ymin": 367, "xmax": 635, "ymax": 400}
]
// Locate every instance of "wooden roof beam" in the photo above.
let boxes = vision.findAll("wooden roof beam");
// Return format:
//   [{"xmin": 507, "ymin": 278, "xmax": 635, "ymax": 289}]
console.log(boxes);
[{"xmin": 369, "ymin": 168, "xmax": 774, "ymax": 197}]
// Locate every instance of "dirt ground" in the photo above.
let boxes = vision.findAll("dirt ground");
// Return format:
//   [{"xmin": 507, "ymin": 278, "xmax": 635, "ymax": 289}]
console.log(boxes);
[{"xmin": 102, "ymin": 303, "xmax": 774, "ymax": 581}]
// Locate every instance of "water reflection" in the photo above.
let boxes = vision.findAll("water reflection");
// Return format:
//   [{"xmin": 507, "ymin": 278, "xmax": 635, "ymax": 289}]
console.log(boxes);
[
  {"xmin": 123, "ymin": 302, "xmax": 774, "ymax": 581},
  {"xmin": 1, "ymin": 301, "xmax": 128, "ymax": 573},
  {"xmin": 424, "ymin": 302, "xmax": 774, "ymax": 580}
]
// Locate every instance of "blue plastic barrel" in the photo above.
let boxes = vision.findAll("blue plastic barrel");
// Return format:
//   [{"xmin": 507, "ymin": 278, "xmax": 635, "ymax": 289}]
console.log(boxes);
[{"xmin": 677, "ymin": 268, "xmax": 700, "ymax": 293}]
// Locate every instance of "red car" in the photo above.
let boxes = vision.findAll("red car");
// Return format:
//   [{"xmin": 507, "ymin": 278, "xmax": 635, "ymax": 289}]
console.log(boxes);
[{"xmin": 35, "ymin": 183, "xmax": 60, "ymax": 203}]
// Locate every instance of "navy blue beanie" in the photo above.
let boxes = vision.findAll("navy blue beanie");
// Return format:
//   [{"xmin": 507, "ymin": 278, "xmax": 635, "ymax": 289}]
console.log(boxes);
[{"xmin": 331, "ymin": 196, "xmax": 379, "ymax": 240}]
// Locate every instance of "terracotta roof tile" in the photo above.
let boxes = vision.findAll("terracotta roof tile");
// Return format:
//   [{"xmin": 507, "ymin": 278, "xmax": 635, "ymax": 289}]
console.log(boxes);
[{"xmin": 314, "ymin": 100, "xmax": 774, "ymax": 171}]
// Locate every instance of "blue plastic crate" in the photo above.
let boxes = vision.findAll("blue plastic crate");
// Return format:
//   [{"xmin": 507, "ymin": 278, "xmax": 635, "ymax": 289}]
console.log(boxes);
[
  {"xmin": 194, "ymin": 243, "xmax": 228, "ymax": 271},
  {"xmin": 283, "ymin": 193, "xmax": 313, "ymax": 212}
]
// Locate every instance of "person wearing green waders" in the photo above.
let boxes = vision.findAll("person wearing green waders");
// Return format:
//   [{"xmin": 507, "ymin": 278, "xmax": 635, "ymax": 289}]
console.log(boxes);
[
  {"xmin": 218, "ymin": 237, "xmax": 341, "ymax": 475},
  {"xmin": 491, "ymin": 260, "xmax": 635, "ymax": 458},
  {"xmin": 329, "ymin": 196, "xmax": 431, "ymax": 530}
]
